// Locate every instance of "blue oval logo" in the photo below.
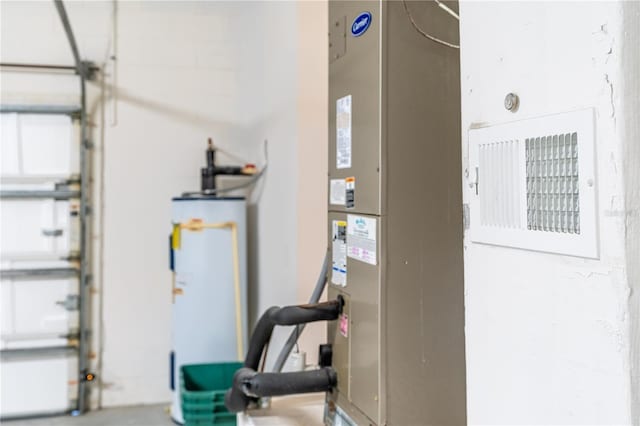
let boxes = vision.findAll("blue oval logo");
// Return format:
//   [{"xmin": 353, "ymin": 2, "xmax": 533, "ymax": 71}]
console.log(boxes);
[{"xmin": 351, "ymin": 12, "xmax": 372, "ymax": 37}]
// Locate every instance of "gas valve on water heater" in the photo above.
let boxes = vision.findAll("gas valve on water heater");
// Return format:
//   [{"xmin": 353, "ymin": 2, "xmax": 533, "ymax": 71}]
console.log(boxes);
[{"xmin": 200, "ymin": 138, "xmax": 257, "ymax": 193}]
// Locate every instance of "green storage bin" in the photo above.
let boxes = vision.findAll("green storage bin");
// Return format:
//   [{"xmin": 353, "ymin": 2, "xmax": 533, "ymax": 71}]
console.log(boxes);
[
  {"xmin": 182, "ymin": 406, "xmax": 236, "ymax": 426},
  {"xmin": 180, "ymin": 362, "xmax": 243, "ymax": 425}
]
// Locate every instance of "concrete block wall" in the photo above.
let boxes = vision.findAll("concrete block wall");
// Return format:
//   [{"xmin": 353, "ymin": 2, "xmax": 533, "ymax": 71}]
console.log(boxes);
[{"xmin": 0, "ymin": 0, "xmax": 328, "ymax": 408}]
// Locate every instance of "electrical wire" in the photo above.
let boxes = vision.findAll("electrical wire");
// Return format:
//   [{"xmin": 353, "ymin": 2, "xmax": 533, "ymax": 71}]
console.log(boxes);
[
  {"xmin": 402, "ymin": 0, "xmax": 460, "ymax": 49},
  {"xmin": 259, "ymin": 340, "xmax": 269, "ymax": 373},
  {"xmin": 213, "ymin": 145, "xmax": 251, "ymax": 165},
  {"xmin": 434, "ymin": 0, "xmax": 460, "ymax": 20}
]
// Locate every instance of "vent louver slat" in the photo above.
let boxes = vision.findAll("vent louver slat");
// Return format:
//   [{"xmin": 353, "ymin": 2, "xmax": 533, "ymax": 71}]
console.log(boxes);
[{"xmin": 479, "ymin": 140, "xmax": 521, "ymax": 229}]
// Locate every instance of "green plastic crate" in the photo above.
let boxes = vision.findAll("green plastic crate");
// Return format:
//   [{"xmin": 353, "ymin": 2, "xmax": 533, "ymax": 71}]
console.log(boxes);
[
  {"xmin": 182, "ymin": 405, "xmax": 236, "ymax": 426},
  {"xmin": 180, "ymin": 362, "xmax": 243, "ymax": 425}
]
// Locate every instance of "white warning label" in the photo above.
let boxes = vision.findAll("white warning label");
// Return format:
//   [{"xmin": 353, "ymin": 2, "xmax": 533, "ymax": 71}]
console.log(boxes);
[
  {"xmin": 347, "ymin": 215, "xmax": 377, "ymax": 265},
  {"xmin": 336, "ymin": 95, "xmax": 352, "ymax": 169},
  {"xmin": 330, "ymin": 179, "xmax": 346, "ymax": 206}
]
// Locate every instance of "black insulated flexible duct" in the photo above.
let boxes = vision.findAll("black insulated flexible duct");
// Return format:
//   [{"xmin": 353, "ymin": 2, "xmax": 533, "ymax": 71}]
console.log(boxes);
[
  {"xmin": 243, "ymin": 368, "xmax": 338, "ymax": 398},
  {"xmin": 225, "ymin": 299, "xmax": 342, "ymax": 413},
  {"xmin": 244, "ymin": 300, "xmax": 342, "ymax": 371},
  {"xmin": 225, "ymin": 367, "xmax": 337, "ymax": 412}
]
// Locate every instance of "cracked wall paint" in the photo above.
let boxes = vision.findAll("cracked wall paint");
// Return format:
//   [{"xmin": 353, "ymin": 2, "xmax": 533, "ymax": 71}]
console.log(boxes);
[
  {"xmin": 605, "ymin": 73, "xmax": 616, "ymax": 118},
  {"xmin": 620, "ymin": 2, "xmax": 640, "ymax": 423}
]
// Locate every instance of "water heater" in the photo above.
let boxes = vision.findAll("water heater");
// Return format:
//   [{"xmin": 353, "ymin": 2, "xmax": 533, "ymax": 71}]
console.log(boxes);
[{"xmin": 169, "ymin": 196, "xmax": 248, "ymax": 424}]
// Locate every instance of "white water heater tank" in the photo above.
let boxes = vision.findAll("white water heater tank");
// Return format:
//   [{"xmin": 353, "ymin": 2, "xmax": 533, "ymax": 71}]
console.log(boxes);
[{"xmin": 169, "ymin": 196, "xmax": 248, "ymax": 424}]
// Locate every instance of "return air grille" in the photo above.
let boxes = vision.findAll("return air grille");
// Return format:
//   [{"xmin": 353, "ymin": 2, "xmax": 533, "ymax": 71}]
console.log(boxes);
[
  {"xmin": 525, "ymin": 133, "xmax": 580, "ymax": 234},
  {"xmin": 468, "ymin": 110, "xmax": 597, "ymax": 259}
]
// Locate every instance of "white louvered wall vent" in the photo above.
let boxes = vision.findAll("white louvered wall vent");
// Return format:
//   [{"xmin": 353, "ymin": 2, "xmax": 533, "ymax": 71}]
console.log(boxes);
[{"xmin": 468, "ymin": 109, "xmax": 598, "ymax": 258}]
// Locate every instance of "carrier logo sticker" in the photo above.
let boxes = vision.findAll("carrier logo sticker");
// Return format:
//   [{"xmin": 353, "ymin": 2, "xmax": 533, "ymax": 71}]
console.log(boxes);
[{"xmin": 351, "ymin": 12, "xmax": 372, "ymax": 37}]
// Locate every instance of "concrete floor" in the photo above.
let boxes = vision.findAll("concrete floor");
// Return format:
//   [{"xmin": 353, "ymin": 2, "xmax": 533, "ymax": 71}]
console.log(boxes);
[
  {"xmin": 3, "ymin": 405, "xmax": 174, "ymax": 426},
  {"xmin": 239, "ymin": 394, "xmax": 324, "ymax": 426},
  {"xmin": 3, "ymin": 395, "xmax": 325, "ymax": 426}
]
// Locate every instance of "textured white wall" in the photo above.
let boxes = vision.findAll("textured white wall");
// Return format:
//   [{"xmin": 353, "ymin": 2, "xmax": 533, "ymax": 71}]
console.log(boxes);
[
  {"xmin": 619, "ymin": 4, "xmax": 640, "ymax": 423},
  {"xmin": 460, "ymin": 2, "xmax": 639, "ymax": 424}
]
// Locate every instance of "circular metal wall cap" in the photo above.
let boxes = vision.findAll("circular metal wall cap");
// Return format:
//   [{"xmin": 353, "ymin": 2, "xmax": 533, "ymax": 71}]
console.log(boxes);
[{"xmin": 504, "ymin": 92, "xmax": 519, "ymax": 112}]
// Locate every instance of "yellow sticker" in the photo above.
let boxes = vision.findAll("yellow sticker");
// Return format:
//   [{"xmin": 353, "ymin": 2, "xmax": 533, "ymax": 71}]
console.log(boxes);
[{"xmin": 172, "ymin": 224, "xmax": 181, "ymax": 250}]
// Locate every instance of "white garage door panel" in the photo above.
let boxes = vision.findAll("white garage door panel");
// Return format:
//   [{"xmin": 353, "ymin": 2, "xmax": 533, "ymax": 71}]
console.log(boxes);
[
  {"xmin": 20, "ymin": 114, "xmax": 73, "ymax": 176},
  {"xmin": 13, "ymin": 280, "xmax": 76, "ymax": 336},
  {"xmin": 1, "ymin": 282, "xmax": 13, "ymax": 335},
  {"xmin": 0, "ymin": 355, "xmax": 76, "ymax": 417},
  {"xmin": 0, "ymin": 200, "xmax": 71, "ymax": 257},
  {"xmin": 0, "ymin": 200, "xmax": 54, "ymax": 255},
  {"xmin": 0, "ymin": 113, "xmax": 20, "ymax": 175},
  {"xmin": 55, "ymin": 200, "xmax": 72, "ymax": 254}
]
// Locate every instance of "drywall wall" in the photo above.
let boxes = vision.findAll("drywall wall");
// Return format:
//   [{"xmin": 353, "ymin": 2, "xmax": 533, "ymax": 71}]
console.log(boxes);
[
  {"xmin": 1, "ymin": 0, "xmax": 328, "ymax": 408},
  {"xmin": 295, "ymin": 0, "xmax": 328, "ymax": 367},
  {"xmin": 229, "ymin": 1, "xmax": 299, "ymax": 370},
  {"xmin": 227, "ymin": 0, "xmax": 329, "ymax": 369},
  {"xmin": 460, "ymin": 2, "xmax": 639, "ymax": 424}
]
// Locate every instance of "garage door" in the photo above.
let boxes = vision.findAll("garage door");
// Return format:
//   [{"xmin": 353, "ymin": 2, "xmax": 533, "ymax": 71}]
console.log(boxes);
[{"xmin": 1, "ymin": 111, "xmax": 80, "ymax": 418}]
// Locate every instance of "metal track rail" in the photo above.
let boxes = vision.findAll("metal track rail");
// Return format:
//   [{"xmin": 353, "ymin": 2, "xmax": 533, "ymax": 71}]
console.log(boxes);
[
  {"xmin": 0, "ymin": 62, "xmax": 99, "ymax": 74},
  {"xmin": 0, "ymin": 189, "xmax": 81, "ymax": 199},
  {"xmin": 53, "ymin": 0, "xmax": 81, "ymax": 73},
  {"xmin": 0, "ymin": 104, "xmax": 81, "ymax": 115},
  {"xmin": 0, "ymin": 345, "xmax": 77, "ymax": 358},
  {"xmin": 0, "ymin": 268, "xmax": 79, "ymax": 280},
  {"xmin": 51, "ymin": 0, "xmax": 95, "ymax": 414}
]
